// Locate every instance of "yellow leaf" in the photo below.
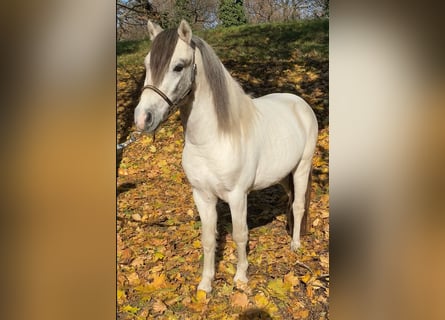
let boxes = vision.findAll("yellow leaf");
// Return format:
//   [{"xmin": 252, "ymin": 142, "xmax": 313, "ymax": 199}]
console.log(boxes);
[
  {"xmin": 151, "ymin": 273, "xmax": 167, "ymax": 288},
  {"xmin": 192, "ymin": 240, "xmax": 201, "ymax": 249},
  {"xmin": 117, "ymin": 289, "xmax": 126, "ymax": 304},
  {"xmin": 196, "ymin": 289, "xmax": 207, "ymax": 302},
  {"xmin": 221, "ymin": 262, "xmax": 236, "ymax": 276},
  {"xmin": 267, "ymin": 278, "xmax": 289, "ymax": 300},
  {"xmin": 122, "ymin": 304, "xmax": 139, "ymax": 314},
  {"xmin": 149, "ymin": 145, "xmax": 157, "ymax": 153},
  {"xmin": 254, "ymin": 293, "xmax": 269, "ymax": 308},
  {"xmin": 231, "ymin": 292, "xmax": 249, "ymax": 309},
  {"xmin": 300, "ymin": 273, "xmax": 312, "ymax": 284},
  {"xmin": 154, "ymin": 251, "xmax": 165, "ymax": 261},
  {"xmin": 284, "ymin": 271, "xmax": 300, "ymax": 289}
]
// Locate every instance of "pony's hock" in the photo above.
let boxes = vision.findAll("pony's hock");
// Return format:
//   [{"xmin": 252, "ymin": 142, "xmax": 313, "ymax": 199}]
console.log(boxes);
[{"xmin": 134, "ymin": 20, "xmax": 318, "ymax": 293}]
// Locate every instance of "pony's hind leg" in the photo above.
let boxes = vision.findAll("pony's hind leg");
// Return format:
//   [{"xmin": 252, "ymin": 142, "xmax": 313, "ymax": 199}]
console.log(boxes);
[
  {"xmin": 193, "ymin": 188, "xmax": 218, "ymax": 293},
  {"xmin": 290, "ymin": 159, "xmax": 312, "ymax": 251}
]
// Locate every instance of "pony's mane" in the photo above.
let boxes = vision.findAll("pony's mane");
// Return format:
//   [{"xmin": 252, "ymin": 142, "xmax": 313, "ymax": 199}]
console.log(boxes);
[
  {"xmin": 150, "ymin": 29, "xmax": 179, "ymax": 86},
  {"xmin": 191, "ymin": 36, "xmax": 232, "ymax": 134},
  {"xmin": 150, "ymin": 29, "xmax": 255, "ymax": 138},
  {"xmin": 192, "ymin": 36, "xmax": 256, "ymax": 138}
]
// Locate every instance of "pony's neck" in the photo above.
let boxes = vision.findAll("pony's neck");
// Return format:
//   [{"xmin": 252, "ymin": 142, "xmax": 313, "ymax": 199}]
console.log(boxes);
[{"xmin": 180, "ymin": 45, "xmax": 256, "ymax": 146}]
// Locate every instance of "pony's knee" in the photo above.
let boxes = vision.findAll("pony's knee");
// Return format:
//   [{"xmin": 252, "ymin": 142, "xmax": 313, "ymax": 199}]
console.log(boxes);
[
  {"xmin": 201, "ymin": 232, "xmax": 216, "ymax": 248},
  {"xmin": 232, "ymin": 227, "xmax": 248, "ymax": 244}
]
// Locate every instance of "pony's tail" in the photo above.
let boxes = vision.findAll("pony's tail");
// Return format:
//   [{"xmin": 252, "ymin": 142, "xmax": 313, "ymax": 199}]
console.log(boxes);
[
  {"xmin": 300, "ymin": 167, "xmax": 312, "ymax": 235},
  {"xmin": 286, "ymin": 173, "xmax": 295, "ymax": 235},
  {"xmin": 287, "ymin": 166, "xmax": 312, "ymax": 236}
]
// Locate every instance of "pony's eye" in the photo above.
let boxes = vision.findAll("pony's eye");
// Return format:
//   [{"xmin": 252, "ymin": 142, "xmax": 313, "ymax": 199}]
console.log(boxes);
[{"xmin": 173, "ymin": 64, "xmax": 184, "ymax": 72}]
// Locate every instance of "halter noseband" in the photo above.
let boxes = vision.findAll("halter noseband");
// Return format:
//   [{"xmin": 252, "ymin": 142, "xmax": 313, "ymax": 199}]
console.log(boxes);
[{"xmin": 141, "ymin": 47, "xmax": 196, "ymax": 118}]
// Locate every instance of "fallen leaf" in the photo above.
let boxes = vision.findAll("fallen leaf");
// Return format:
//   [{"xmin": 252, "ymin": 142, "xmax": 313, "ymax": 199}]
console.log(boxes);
[
  {"xmin": 312, "ymin": 217, "xmax": 320, "ymax": 226},
  {"xmin": 254, "ymin": 293, "xmax": 269, "ymax": 308},
  {"xmin": 154, "ymin": 251, "xmax": 165, "ymax": 261},
  {"xmin": 319, "ymin": 255, "xmax": 329, "ymax": 269},
  {"xmin": 130, "ymin": 256, "xmax": 144, "ymax": 267},
  {"xmin": 196, "ymin": 289, "xmax": 207, "ymax": 302},
  {"xmin": 300, "ymin": 273, "xmax": 312, "ymax": 284},
  {"xmin": 284, "ymin": 271, "xmax": 300, "ymax": 290},
  {"xmin": 231, "ymin": 292, "xmax": 249, "ymax": 309},
  {"xmin": 267, "ymin": 278, "xmax": 289, "ymax": 300},
  {"xmin": 122, "ymin": 304, "xmax": 139, "ymax": 314},
  {"xmin": 152, "ymin": 299, "xmax": 167, "ymax": 314},
  {"xmin": 117, "ymin": 289, "xmax": 126, "ymax": 304},
  {"xmin": 151, "ymin": 273, "xmax": 167, "ymax": 288},
  {"xmin": 118, "ymin": 248, "xmax": 133, "ymax": 264},
  {"xmin": 192, "ymin": 240, "xmax": 201, "ymax": 249},
  {"xmin": 127, "ymin": 272, "xmax": 140, "ymax": 286},
  {"xmin": 131, "ymin": 213, "xmax": 141, "ymax": 221}
]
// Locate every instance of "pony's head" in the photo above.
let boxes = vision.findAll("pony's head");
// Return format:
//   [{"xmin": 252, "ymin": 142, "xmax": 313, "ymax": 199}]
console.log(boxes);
[{"xmin": 134, "ymin": 20, "xmax": 196, "ymax": 133}]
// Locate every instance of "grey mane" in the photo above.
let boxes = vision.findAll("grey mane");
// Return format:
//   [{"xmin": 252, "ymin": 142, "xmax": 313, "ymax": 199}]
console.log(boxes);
[{"xmin": 191, "ymin": 36, "xmax": 232, "ymax": 133}]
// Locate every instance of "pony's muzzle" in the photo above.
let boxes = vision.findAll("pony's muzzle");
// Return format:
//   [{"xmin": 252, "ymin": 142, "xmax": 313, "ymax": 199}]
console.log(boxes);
[{"xmin": 134, "ymin": 108, "xmax": 154, "ymax": 132}]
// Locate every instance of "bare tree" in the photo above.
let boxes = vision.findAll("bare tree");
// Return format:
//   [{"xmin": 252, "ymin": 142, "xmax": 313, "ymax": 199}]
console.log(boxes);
[
  {"xmin": 116, "ymin": 0, "xmax": 328, "ymax": 40},
  {"xmin": 244, "ymin": 0, "xmax": 326, "ymax": 23},
  {"xmin": 153, "ymin": 0, "xmax": 218, "ymax": 29},
  {"xmin": 117, "ymin": 0, "xmax": 159, "ymax": 40}
]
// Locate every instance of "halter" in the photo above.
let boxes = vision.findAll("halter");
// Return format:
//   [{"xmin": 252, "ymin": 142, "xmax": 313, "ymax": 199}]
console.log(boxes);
[{"xmin": 141, "ymin": 47, "xmax": 196, "ymax": 119}]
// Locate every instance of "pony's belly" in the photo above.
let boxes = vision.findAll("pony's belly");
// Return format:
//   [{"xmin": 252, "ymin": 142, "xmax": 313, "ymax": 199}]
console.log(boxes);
[
  {"xmin": 251, "ymin": 131, "xmax": 305, "ymax": 190},
  {"xmin": 252, "ymin": 156, "xmax": 299, "ymax": 190}
]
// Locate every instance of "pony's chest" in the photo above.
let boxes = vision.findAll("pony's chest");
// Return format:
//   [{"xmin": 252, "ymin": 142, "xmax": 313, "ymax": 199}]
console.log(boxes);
[{"xmin": 181, "ymin": 143, "xmax": 246, "ymax": 196}]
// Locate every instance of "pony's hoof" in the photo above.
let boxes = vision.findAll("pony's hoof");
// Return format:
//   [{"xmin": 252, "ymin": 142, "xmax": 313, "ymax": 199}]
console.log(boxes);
[
  {"xmin": 234, "ymin": 272, "xmax": 248, "ymax": 284},
  {"xmin": 198, "ymin": 280, "xmax": 212, "ymax": 293},
  {"xmin": 291, "ymin": 240, "xmax": 301, "ymax": 252}
]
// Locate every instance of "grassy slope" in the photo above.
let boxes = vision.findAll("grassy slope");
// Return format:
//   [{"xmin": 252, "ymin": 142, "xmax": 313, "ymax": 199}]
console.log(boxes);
[{"xmin": 117, "ymin": 19, "xmax": 329, "ymax": 319}]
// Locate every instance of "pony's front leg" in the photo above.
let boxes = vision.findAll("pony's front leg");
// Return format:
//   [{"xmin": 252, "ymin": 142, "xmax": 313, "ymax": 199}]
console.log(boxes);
[
  {"xmin": 193, "ymin": 188, "xmax": 218, "ymax": 293},
  {"xmin": 228, "ymin": 191, "xmax": 249, "ymax": 284}
]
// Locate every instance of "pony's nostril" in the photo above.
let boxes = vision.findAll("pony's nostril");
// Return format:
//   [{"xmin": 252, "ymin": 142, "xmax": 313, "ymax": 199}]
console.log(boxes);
[{"xmin": 146, "ymin": 112, "xmax": 153, "ymax": 125}]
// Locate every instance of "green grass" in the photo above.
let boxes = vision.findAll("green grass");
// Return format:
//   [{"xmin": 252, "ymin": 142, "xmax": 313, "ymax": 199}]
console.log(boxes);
[
  {"xmin": 117, "ymin": 39, "xmax": 150, "ymax": 70},
  {"xmin": 199, "ymin": 19, "xmax": 328, "ymax": 61},
  {"xmin": 117, "ymin": 19, "xmax": 328, "ymax": 66}
]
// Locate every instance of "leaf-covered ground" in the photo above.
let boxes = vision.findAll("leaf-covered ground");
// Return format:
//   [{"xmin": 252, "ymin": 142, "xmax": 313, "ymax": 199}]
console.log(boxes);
[{"xmin": 117, "ymin": 20, "xmax": 329, "ymax": 319}]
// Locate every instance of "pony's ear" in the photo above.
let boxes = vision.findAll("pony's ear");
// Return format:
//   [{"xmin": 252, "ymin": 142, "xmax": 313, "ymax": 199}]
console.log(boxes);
[
  {"xmin": 147, "ymin": 20, "xmax": 163, "ymax": 41},
  {"xmin": 178, "ymin": 20, "xmax": 192, "ymax": 44}
]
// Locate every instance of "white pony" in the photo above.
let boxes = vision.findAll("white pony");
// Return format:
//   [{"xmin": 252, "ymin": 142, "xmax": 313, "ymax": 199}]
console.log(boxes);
[{"xmin": 134, "ymin": 20, "xmax": 318, "ymax": 293}]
